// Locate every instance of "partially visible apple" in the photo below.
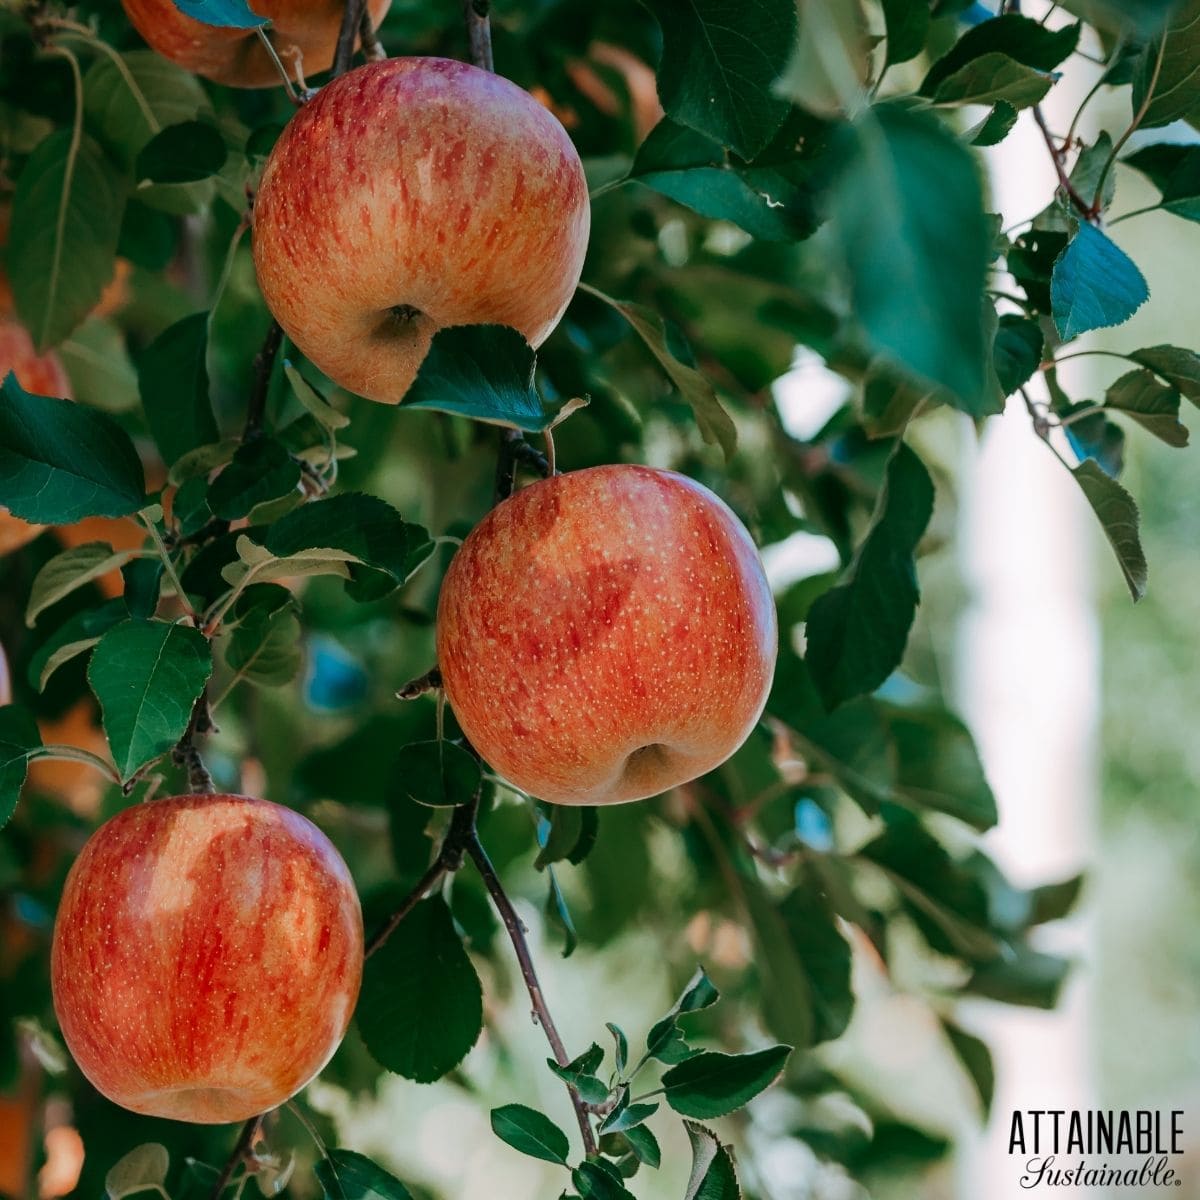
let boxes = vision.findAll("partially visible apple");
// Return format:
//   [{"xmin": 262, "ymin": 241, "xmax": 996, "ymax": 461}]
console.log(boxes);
[
  {"xmin": 252, "ymin": 57, "xmax": 590, "ymax": 403},
  {"xmin": 120, "ymin": 0, "xmax": 392, "ymax": 88},
  {"xmin": 51, "ymin": 794, "xmax": 363, "ymax": 1123},
  {"xmin": 436, "ymin": 466, "xmax": 778, "ymax": 806},
  {"xmin": 0, "ymin": 319, "xmax": 73, "ymax": 557}
]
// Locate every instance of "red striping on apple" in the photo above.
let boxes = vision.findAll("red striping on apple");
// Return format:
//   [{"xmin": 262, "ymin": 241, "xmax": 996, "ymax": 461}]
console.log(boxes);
[
  {"xmin": 50, "ymin": 794, "xmax": 363, "ymax": 1124},
  {"xmin": 437, "ymin": 465, "xmax": 779, "ymax": 806},
  {"xmin": 120, "ymin": 0, "xmax": 393, "ymax": 88},
  {"xmin": 252, "ymin": 57, "xmax": 591, "ymax": 403}
]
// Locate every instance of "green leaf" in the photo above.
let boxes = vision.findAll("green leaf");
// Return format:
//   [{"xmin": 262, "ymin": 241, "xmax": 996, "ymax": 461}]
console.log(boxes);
[
  {"xmin": 401, "ymin": 325, "xmax": 585, "ymax": 433},
  {"xmin": 1051, "ymin": 223, "xmax": 1149, "ymax": 341},
  {"xmin": 88, "ymin": 619, "xmax": 213, "ymax": 782},
  {"xmin": 26, "ymin": 541, "xmax": 139, "ymax": 627},
  {"xmin": 830, "ymin": 106, "xmax": 993, "ymax": 412},
  {"xmin": 9, "ymin": 129, "xmax": 125, "ymax": 350},
  {"xmin": 580, "ymin": 284, "xmax": 736, "ymax": 457},
  {"xmin": 638, "ymin": 0, "xmax": 796, "ymax": 159},
  {"xmin": 544, "ymin": 864, "xmax": 579, "ymax": 958},
  {"xmin": 662, "ymin": 1045, "xmax": 791, "ymax": 1119},
  {"xmin": 921, "ymin": 13, "xmax": 1079, "ymax": 96},
  {"xmin": 0, "ymin": 706, "xmax": 42, "ymax": 829},
  {"xmin": 59, "ymin": 318, "xmax": 140, "ymax": 414},
  {"xmin": 135, "ymin": 120, "xmax": 226, "ymax": 184},
  {"xmin": 285, "ymin": 362, "xmax": 350, "ymax": 431},
  {"xmin": 646, "ymin": 967, "xmax": 720, "ymax": 1061},
  {"xmin": 1029, "ymin": 874, "xmax": 1085, "ymax": 924},
  {"xmin": 806, "ymin": 443, "xmax": 934, "ymax": 710},
  {"xmin": 489, "ymin": 1105, "xmax": 570, "ymax": 1165},
  {"xmin": 993, "ymin": 314, "xmax": 1044, "ymax": 398},
  {"xmin": 172, "ymin": 0, "xmax": 267, "ymax": 27},
  {"xmin": 1123, "ymin": 142, "xmax": 1200, "ymax": 221},
  {"xmin": 27, "ymin": 598, "xmax": 127, "ymax": 691},
  {"xmin": 881, "ymin": 0, "xmax": 930, "ymax": 67},
  {"xmin": 1131, "ymin": 0, "xmax": 1200, "ymax": 128},
  {"xmin": 546, "ymin": 1057, "xmax": 610, "ymax": 1104},
  {"xmin": 225, "ymin": 584, "xmax": 302, "ymax": 688},
  {"xmin": 684, "ymin": 1123, "xmax": 740, "ymax": 1200},
  {"xmin": 630, "ymin": 117, "xmax": 820, "ymax": 242},
  {"xmin": 138, "ymin": 312, "xmax": 219, "ymax": 469},
  {"xmin": 208, "ymin": 439, "xmax": 302, "ymax": 521},
  {"xmin": 932, "ymin": 53, "xmax": 1055, "ymax": 108},
  {"xmin": 121, "ymin": 558, "xmax": 163, "ymax": 620},
  {"xmin": 571, "ymin": 1162, "xmax": 637, "ymax": 1200},
  {"xmin": 1131, "ymin": 343, "xmax": 1200, "ymax": 403},
  {"xmin": 942, "ymin": 1020, "xmax": 995, "ymax": 1114},
  {"xmin": 622, "ymin": 1123, "xmax": 662, "ymax": 1168},
  {"xmin": 1104, "ymin": 369, "xmax": 1188, "ymax": 445},
  {"xmin": 607, "ymin": 1024, "xmax": 629, "ymax": 1076},
  {"xmin": 0, "ymin": 375, "xmax": 146, "ymax": 522},
  {"xmin": 258, "ymin": 493, "xmax": 434, "ymax": 598},
  {"xmin": 1035, "ymin": 133, "xmax": 1116, "ymax": 231},
  {"xmin": 357, "ymin": 896, "xmax": 483, "ymax": 1082},
  {"xmin": 600, "ymin": 1099, "xmax": 659, "ymax": 1134},
  {"xmin": 966, "ymin": 944, "xmax": 1071, "ymax": 1009},
  {"xmin": 105, "ymin": 1142, "xmax": 169, "ymax": 1199},
  {"xmin": 966, "ymin": 100, "xmax": 1020, "ymax": 146},
  {"xmin": 1071, "ymin": 459, "xmax": 1148, "ymax": 600},
  {"xmin": 534, "ymin": 804, "xmax": 598, "ymax": 869},
  {"xmin": 392, "ymin": 740, "xmax": 481, "ymax": 808},
  {"xmin": 314, "ymin": 1149, "xmax": 414, "ymax": 1200}
]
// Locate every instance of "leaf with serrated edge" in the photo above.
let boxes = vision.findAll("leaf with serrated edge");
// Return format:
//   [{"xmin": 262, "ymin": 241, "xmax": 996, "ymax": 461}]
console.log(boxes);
[
  {"xmin": 1071, "ymin": 459, "xmax": 1148, "ymax": 600},
  {"xmin": 26, "ymin": 542, "xmax": 138, "ymax": 627},
  {"xmin": 489, "ymin": 1105, "xmax": 569, "ymax": 1165}
]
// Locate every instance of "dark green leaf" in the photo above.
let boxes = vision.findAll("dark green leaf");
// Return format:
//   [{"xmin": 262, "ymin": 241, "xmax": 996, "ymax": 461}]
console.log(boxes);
[
  {"xmin": 208, "ymin": 439, "xmax": 302, "ymax": 521},
  {"xmin": 622, "ymin": 1124, "xmax": 662, "ymax": 1169},
  {"xmin": 607, "ymin": 1023, "xmax": 629, "ymax": 1076},
  {"xmin": 544, "ymin": 864, "xmax": 579, "ymax": 958},
  {"xmin": 121, "ymin": 558, "xmax": 163, "ymax": 620},
  {"xmin": 830, "ymin": 106, "xmax": 993, "ymax": 411},
  {"xmin": 932, "ymin": 54, "xmax": 1055, "ymax": 108},
  {"xmin": 357, "ymin": 897, "xmax": 483, "ymax": 1082},
  {"xmin": 1104, "ymin": 368, "xmax": 1188, "ymax": 445},
  {"xmin": 27, "ymin": 599, "xmax": 126, "ymax": 691},
  {"xmin": 314, "ymin": 1149, "xmax": 414, "ymax": 1200},
  {"xmin": 942, "ymin": 1021, "xmax": 995, "ymax": 1114},
  {"xmin": 1035, "ymin": 133, "xmax": 1116, "ymax": 231},
  {"xmin": 1029, "ymin": 874, "xmax": 1085, "ymax": 924},
  {"xmin": 646, "ymin": 967, "xmax": 720, "ymax": 1060},
  {"xmin": 9, "ymin": 129, "xmax": 125, "ymax": 349},
  {"xmin": 546, "ymin": 1058, "xmax": 610, "ymax": 1104},
  {"xmin": 225, "ymin": 584, "xmax": 302, "ymax": 687},
  {"xmin": 1123, "ymin": 142, "xmax": 1200, "ymax": 221},
  {"xmin": 138, "ymin": 312, "xmax": 219, "ymax": 469},
  {"xmin": 1051, "ymin": 223, "xmax": 1149, "ymax": 340},
  {"xmin": 59, "ymin": 318, "xmax": 139, "ymax": 414},
  {"xmin": 921, "ymin": 13, "xmax": 1080, "ymax": 96},
  {"xmin": 571, "ymin": 1161, "xmax": 637, "ymax": 1200},
  {"xmin": 580, "ymin": 284, "xmax": 736, "ymax": 457},
  {"xmin": 966, "ymin": 944, "xmax": 1071, "ymax": 1009},
  {"xmin": 1131, "ymin": 0, "xmax": 1200, "ymax": 128},
  {"xmin": 684, "ymin": 1122, "xmax": 740, "ymax": 1200},
  {"xmin": 402, "ymin": 325, "xmax": 584, "ymax": 433},
  {"xmin": 662, "ymin": 1045, "xmax": 791, "ymax": 1119},
  {"xmin": 135, "ymin": 120, "xmax": 226, "ymax": 184},
  {"xmin": 638, "ymin": 0, "xmax": 796, "ymax": 158},
  {"xmin": 0, "ymin": 375, "xmax": 146, "ymax": 522},
  {"xmin": 1071, "ymin": 459, "xmax": 1148, "ymax": 600},
  {"xmin": 806, "ymin": 443, "xmax": 934, "ymax": 710},
  {"xmin": 967, "ymin": 100, "xmax": 1020, "ymax": 146},
  {"xmin": 489, "ymin": 1105, "xmax": 570, "ymax": 1165},
  {"xmin": 170, "ymin": 0, "xmax": 266, "ymax": 26},
  {"xmin": 1131, "ymin": 343, "xmax": 1200, "ymax": 403},
  {"xmin": 601, "ymin": 1099, "xmax": 659, "ymax": 1134},
  {"xmin": 285, "ymin": 362, "xmax": 350, "ymax": 431},
  {"xmin": 881, "ymin": 0, "xmax": 930, "ymax": 67},
  {"xmin": 88, "ymin": 619, "xmax": 213, "ymax": 782},
  {"xmin": 993, "ymin": 314, "xmax": 1044, "ymax": 397},
  {"xmin": 0, "ymin": 705, "xmax": 42, "ymax": 828},
  {"xmin": 26, "ymin": 540, "xmax": 139, "ymax": 626},
  {"xmin": 392, "ymin": 740, "xmax": 481, "ymax": 808},
  {"xmin": 535, "ymin": 804, "xmax": 598, "ymax": 868}
]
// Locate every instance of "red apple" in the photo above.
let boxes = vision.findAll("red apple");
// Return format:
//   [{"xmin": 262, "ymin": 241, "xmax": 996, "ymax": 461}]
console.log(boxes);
[
  {"xmin": 0, "ymin": 318, "xmax": 73, "ymax": 557},
  {"xmin": 436, "ymin": 466, "xmax": 778, "ymax": 806},
  {"xmin": 252, "ymin": 57, "xmax": 590, "ymax": 403},
  {"xmin": 51, "ymin": 794, "xmax": 363, "ymax": 1124},
  {"xmin": 120, "ymin": 0, "xmax": 393, "ymax": 88}
]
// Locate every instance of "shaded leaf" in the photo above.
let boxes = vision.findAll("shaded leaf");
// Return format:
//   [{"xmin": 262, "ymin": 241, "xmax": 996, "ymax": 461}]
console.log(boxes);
[
  {"xmin": 105, "ymin": 1142, "xmax": 169, "ymax": 1199},
  {"xmin": 135, "ymin": 120, "xmax": 226, "ymax": 184},
  {"xmin": 392, "ymin": 740, "xmax": 481, "ymax": 808},
  {"xmin": 1123, "ymin": 142, "xmax": 1200, "ymax": 221},
  {"xmin": 27, "ymin": 599, "xmax": 127, "ymax": 691},
  {"xmin": 942, "ymin": 1020, "xmax": 995, "ymax": 1114},
  {"xmin": 993, "ymin": 314, "xmax": 1044, "ymax": 397},
  {"xmin": 1131, "ymin": 343, "xmax": 1200, "ymax": 403},
  {"xmin": 208, "ymin": 439, "xmax": 302, "ymax": 521},
  {"xmin": 26, "ymin": 541, "xmax": 138, "ymax": 626},
  {"xmin": 138, "ymin": 312, "xmax": 218, "ymax": 469},
  {"xmin": 881, "ymin": 0, "xmax": 930, "ymax": 67},
  {"xmin": 1071, "ymin": 459, "xmax": 1148, "ymax": 600},
  {"xmin": 225, "ymin": 584, "xmax": 301, "ymax": 687},
  {"xmin": 572, "ymin": 1161, "xmax": 637, "ymax": 1200},
  {"xmin": 932, "ymin": 53, "xmax": 1054, "ymax": 108},
  {"xmin": 966, "ymin": 100, "xmax": 1019, "ymax": 146},
  {"xmin": 1104, "ymin": 368, "xmax": 1188, "ymax": 445},
  {"xmin": 314, "ymin": 1150, "xmax": 414, "ymax": 1200},
  {"xmin": 1131, "ymin": 0, "xmax": 1200, "ymax": 128},
  {"xmin": 921, "ymin": 13, "xmax": 1080, "ymax": 95},
  {"xmin": 0, "ymin": 706, "xmax": 42, "ymax": 829},
  {"xmin": 684, "ymin": 1122, "xmax": 740, "ymax": 1200},
  {"xmin": 1062, "ymin": 404, "xmax": 1126, "ymax": 478}
]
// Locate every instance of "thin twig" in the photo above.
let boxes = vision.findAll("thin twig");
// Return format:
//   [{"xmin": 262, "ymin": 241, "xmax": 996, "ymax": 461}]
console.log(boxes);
[
  {"xmin": 467, "ymin": 835, "xmax": 598, "ymax": 1157},
  {"xmin": 396, "ymin": 666, "xmax": 442, "ymax": 700},
  {"xmin": 244, "ymin": 322, "xmax": 284, "ymax": 441},
  {"xmin": 1031, "ymin": 104, "xmax": 1095, "ymax": 221},
  {"xmin": 462, "ymin": 0, "xmax": 493, "ymax": 71},
  {"xmin": 332, "ymin": 0, "xmax": 368, "ymax": 76},
  {"xmin": 255, "ymin": 28, "xmax": 302, "ymax": 103},
  {"xmin": 209, "ymin": 1115, "xmax": 262, "ymax": 1199},
  {"xmin": 173, "ymin": 690, "xmax": 216, "ymax": 795}
]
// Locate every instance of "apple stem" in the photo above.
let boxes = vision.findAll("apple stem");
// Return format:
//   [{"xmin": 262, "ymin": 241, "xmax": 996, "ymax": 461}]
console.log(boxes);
[
  {"xmin": 172, "ymin": 691, "xmax": 216, "ymax": 795},
  {"xmin": 467, "ymin": 832, "xmax": 600, "ymax": 1158},
  {"xmin": 462, "ymin": 0, "xmax": 494, "ymax": 72},
  {"xmin": 331, "ymin": 0, "xmax": 368, "ymax": 77},
  {"xmin": 209, "ymin": 1114, "xmax": 263, "ymax": 1200}
]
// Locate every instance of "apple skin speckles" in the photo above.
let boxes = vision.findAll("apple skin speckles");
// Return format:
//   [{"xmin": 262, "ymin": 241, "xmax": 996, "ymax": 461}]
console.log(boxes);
[
  {"xmin": 50, "ymin": 794, "xmax": 363, "ymax": 1124},
  {"xmin": 252, "ymin": 57, "xmax": 590, "ymax": 404},
  {"xmin": 436, "ymin": 466, "xmax": 778, "ymax": 806}
]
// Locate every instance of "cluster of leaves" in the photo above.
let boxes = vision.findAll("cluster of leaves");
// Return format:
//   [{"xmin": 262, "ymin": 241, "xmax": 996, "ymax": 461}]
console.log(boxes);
[{"xmin": 0, "ymin": 0, "xmax": 1195, "ymax": 1196}]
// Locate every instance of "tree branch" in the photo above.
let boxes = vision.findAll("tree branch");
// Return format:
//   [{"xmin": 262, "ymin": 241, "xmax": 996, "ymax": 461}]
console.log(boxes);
[
  {"xmin": 209, "ymin": 1114, "xmax": 262, "ymax": 1199},
  {"xmin": 243, "ymin": 321, "xmax": 284, "ymax": 442},
  {"xmin": 462, "ymin": 0, "xmax": 493, "ymax": 71},
  {"xmin": 332, "ymin": 0, "xmax": 368, "ymax": 77},
  {"xmin": 467, "ymin": 834, "xmax": 598, "ymax": 1157},
  {"xmin": 1031, "ymin": 104, "xmax": 1095, "ymax": 222}
]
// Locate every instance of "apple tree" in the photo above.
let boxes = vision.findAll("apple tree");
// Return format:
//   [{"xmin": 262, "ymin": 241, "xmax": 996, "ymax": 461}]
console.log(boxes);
[{"xmin": 0, "ymin": 0, "xmax": 1194, "ymax": 1196}]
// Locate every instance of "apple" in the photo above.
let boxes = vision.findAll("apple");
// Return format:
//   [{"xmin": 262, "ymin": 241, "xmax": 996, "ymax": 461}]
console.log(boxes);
[
  {"xmin": 51, "ymin": 794, "xmax": 363, "ymax": 1123},
  {"xmin": 0, "ymin": 318, "xmax": 73, "ymax": 557},
  {"xmin": 252, "ymin": 57, "xmax": 590, "ymax": 403},
  {"xmin": 436, "ymin": 465, "xmax": 778, "ymax": 806},
  {"xmin": 120, "ymin": 0, "xmax": 393, "ymax": 88}
]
